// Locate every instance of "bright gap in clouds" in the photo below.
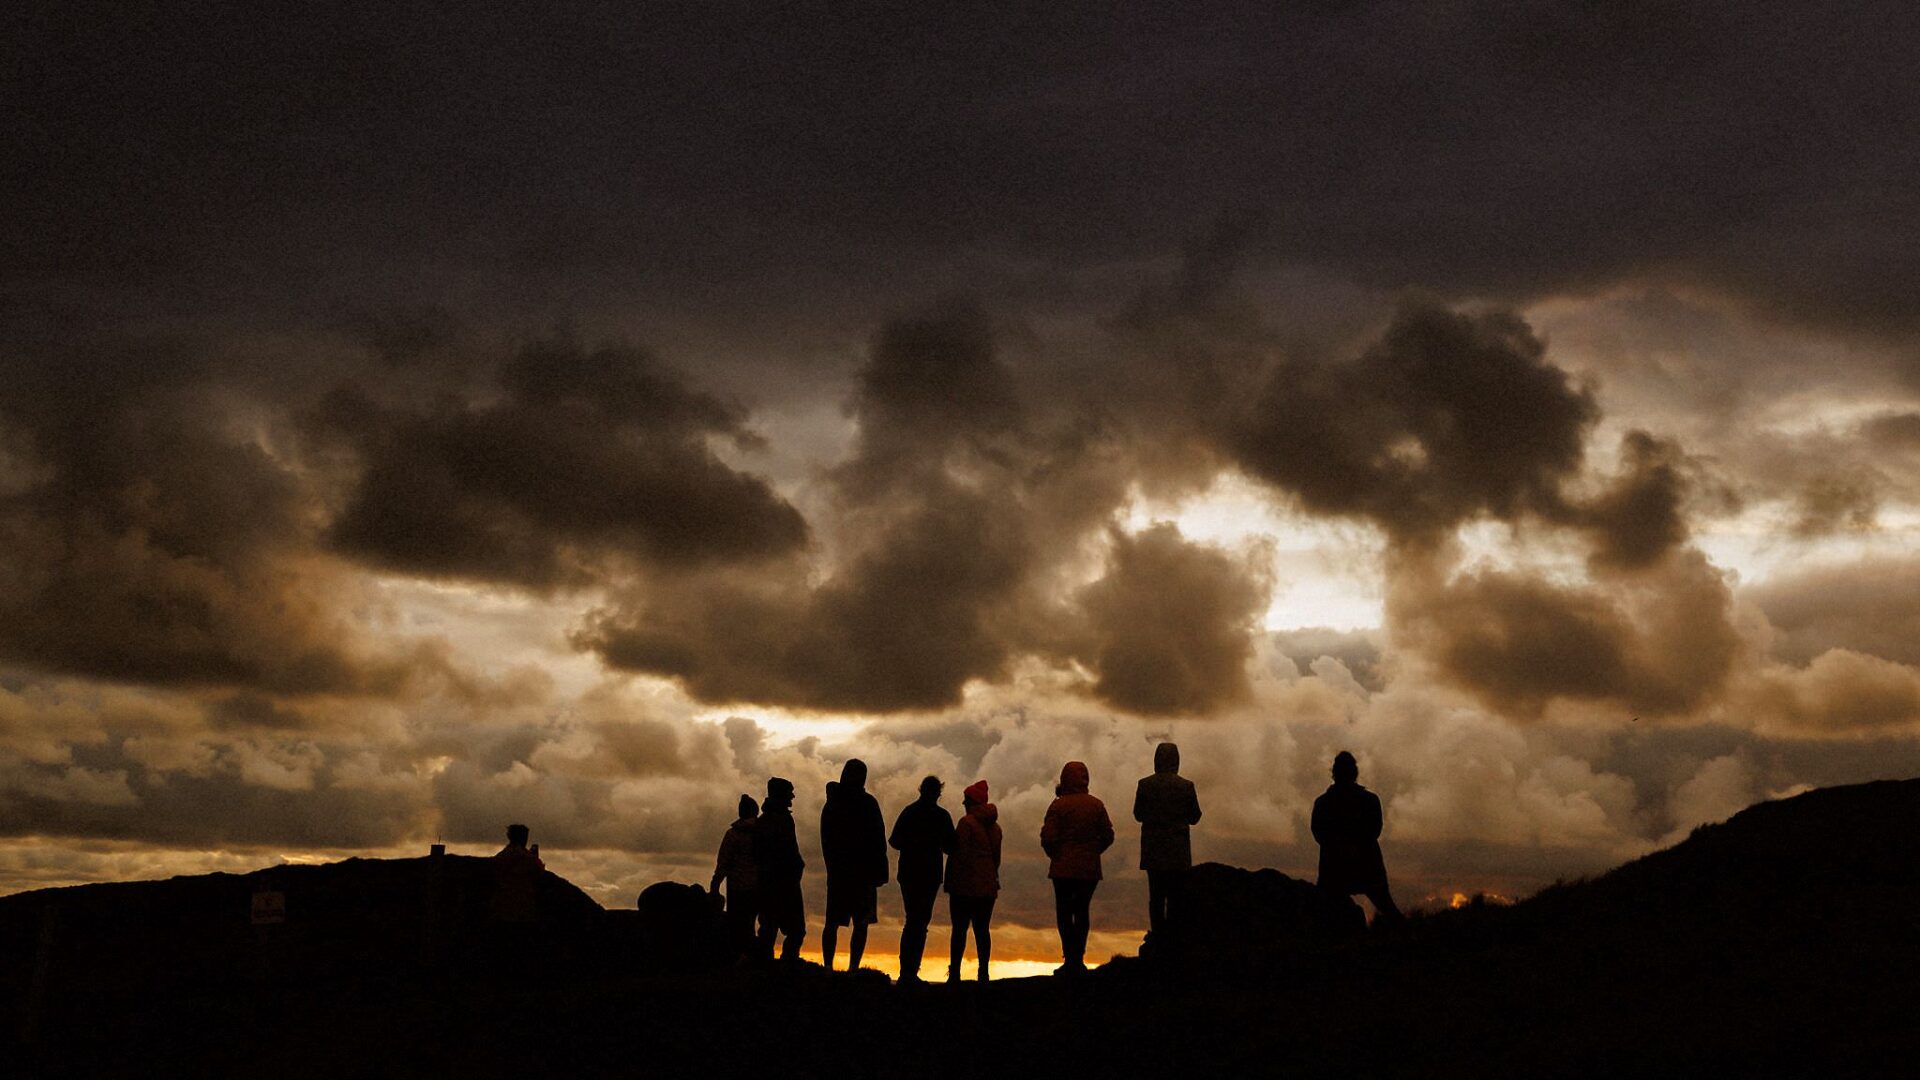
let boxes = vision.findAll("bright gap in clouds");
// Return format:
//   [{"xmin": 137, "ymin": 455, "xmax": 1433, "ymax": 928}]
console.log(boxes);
[
  {"xmin": 1695, "ymin": 507, "xmax": 1920, "ymax": 588},
  {"xmin": 1125, "ymin": 472, "xmax": 1386, "ymax": 633}
]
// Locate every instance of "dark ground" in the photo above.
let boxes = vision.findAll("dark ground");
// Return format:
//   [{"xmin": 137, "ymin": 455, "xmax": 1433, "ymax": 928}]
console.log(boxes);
[{"xmin": 6, "ymin": 779, "xmax": 1919, "ymax": 1078}]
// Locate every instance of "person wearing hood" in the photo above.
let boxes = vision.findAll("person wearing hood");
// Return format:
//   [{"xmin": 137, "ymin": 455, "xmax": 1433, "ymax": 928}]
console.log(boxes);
[
  {"xmin": 820, "ymin": 758, "xmax": 888, "ymax": 971},
  {"xmin": 945, "ymin": 779, "xmax": 1002, "ymax": 982},
  {"xmin": 1310, "ymin": 751, "xmax": 1404, "ymax": 927},
  {"xmin": 1133, "ymin": 741, "xmax": 1202, "ymax": 940},
  {"xmin": 889, "ymin": 775, "xmax": 955, "ymax": 982},
  {"xmin": 755, "ymin": 777, "xmax": 806, "ymax": 962},
  {"xmin": 711, "ymin": 794, "xmax": 760, "ymax": 959},
  {"xmin": 1040, "ymin": 761, "xmax": 1113, "ymax": 974}
]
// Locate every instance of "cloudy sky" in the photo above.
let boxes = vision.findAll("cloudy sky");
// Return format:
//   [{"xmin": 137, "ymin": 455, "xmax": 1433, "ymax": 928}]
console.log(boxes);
[{"xmin": 6, "ymin": 2, "xmax": 1920, "ymax": 961}]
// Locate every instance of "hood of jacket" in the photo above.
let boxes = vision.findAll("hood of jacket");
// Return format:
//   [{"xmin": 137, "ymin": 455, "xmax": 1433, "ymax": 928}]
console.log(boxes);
[
  {"xmin": 837, "ymin": 759, "xmax": 867, "ymax": 791},
  {"xmin": 1058, "ymin": 760, "xmax": 1090, "ymax": 795},
  {"xmin": 1154, "ymin": 742, "xmax": 1180, "ymax": 774},
  {"xmin": 969, "ymin": 802, "xmax": 998, "ymax": 825}
]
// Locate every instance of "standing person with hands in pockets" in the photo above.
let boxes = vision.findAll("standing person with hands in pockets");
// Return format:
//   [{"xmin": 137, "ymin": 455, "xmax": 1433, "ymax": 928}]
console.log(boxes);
[
  {"xmin": 1133, "ymin": 741, "xmax": 1202, "ymax": 947},
  {"xmin": 1041, "ymin": 761, "xmax": 1113, "ymax": 975},
  {"xmin": 945, "ymin": 779, "xmax": 1002, "ymax": 983}
]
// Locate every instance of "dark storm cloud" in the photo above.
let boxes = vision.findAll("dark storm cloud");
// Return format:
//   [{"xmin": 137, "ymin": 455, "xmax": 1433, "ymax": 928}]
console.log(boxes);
[
  {"xmin": 1561, "ymin": 431, "xmax": 1694, "ymax": 571},
  {"xmin": 1744, "ymin": 557, "xmax": 1920, "ymax": 667},
  {"xmin": 1228, "ymin": 300, "xmax": 1598, "ymax": 543},
  {"xmin": 1786, "ymin": 472, "xmax": 1880, "ymax": 539},
  {"xmin": 12, "ymin": 2, "xmax": 1917, "ymax": 348},
  {"xmin": 0, "ymin": 342, "xmax": 399, "ymax": 693},
  {"xmin": 1074, "ymin": 524, "xmax": 1273, "ymax": 715},
  {"xmin": 587, "ymin": 487, "xmax": 1037, "ymax": 712},
  {"xmin": 315, "ymin": 336, "xmax": 807, "ymax": 588},
  {"xmin": 1389, "ymin": 549, "xmax": 1742, "ymax": 718},
  {"xmin": 581, "ymin": 302, "xmax": 1111, "ymax": 711},
  {"xmin": 1864, "ymin": 412, "xmax": 1920, "ymax": 451},
  {"xmin": 835, "ymin": 302, "xmax": 1023, "ymax": 491}
]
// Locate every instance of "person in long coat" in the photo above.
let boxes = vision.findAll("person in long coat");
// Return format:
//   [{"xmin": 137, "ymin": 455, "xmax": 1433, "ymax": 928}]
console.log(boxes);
[
  {"xmin": 1040, "ymin": 760, "xmax": 1113, "ymax": 974},
  {"xmin": 1310, "ymin": 751, "xmax": 1403, "ymax": 925},
  {"xmin": 1133, "ymin": 741, "xmax": 1202, "ymax": 938},
  {"xmin": 710, "ymin": 794, "xmax": 760, "ymax": 959},
  {"xmin": 755, "ymin": 777, "xmax": 806, "ymax": 962},
  {"xmin": 820, "ymin": 758, "xmax": 888, "ymax": 971},
  {"xmin": 945, "ymin": 780, "xmax": 1002, "ymax": 982},
  {"xmin": 889, "ymin": 775, "xmax": 955, "ymax": 982}
]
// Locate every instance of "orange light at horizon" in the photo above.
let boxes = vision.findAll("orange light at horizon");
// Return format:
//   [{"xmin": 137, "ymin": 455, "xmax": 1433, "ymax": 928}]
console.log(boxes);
[
  {"xmin": 1445, "ymin": 890, "xmax": 1515, "ymax": 910},
  {"xmin": 797, "ymin": 949, "xmax": 1095, "ymax": 981}
]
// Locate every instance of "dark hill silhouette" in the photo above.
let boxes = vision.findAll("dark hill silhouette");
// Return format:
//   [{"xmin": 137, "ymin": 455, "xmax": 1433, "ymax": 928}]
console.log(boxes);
[
  {"xmin": 5, "ymin": 780, "xmax": 1919, "ymax": 1077},
  {"xmin": 0, "ymin": 853, "xmax": 614, "ymax": 1026},
  {"xmin": 1140, "ymin": 778, "xmax": 1920, "ymax": 973}
]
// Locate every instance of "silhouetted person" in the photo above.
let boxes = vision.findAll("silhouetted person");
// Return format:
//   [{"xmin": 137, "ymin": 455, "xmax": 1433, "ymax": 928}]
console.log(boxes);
[
  {"xmin": 820, "ymin": 759, "xmax": 888, "ymax": 972},
  {"xmin": 711, "ymin": 794, "xmax": 760, "ymax": 960},
  {"xmin": 490, "ymin": 823, "xmax": 544, "ymax": 924},
  {"xmin": 755, "ymin": 777, "xmax": 806, "ymax": 962},
  {"xmin": 1311, "ymin": 751, "xmax": 1404, "ymax": 926},
  {"xmin": 946, "ymin": 779, "xmax": 1002, "ymax": 982},
  {"xmin": 1042, "ymin": 761, "xmax": 1113, "ymax": 974},
  {"xmin": 889, "ymin": 775, "xmax": 955, "ymax": 983},
  {"xmin": 1133, "ymin": 741, "xmax": 1202, "ymax": 941}
]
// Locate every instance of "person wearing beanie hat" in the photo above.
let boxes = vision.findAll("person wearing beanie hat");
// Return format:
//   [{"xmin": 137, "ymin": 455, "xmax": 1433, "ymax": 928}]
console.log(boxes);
[
  {"xmin": 755, "ymin": 776, "xmax": 807, "ymax": 962},
  {"xmin": 1041, "ymin": 761, "xmax": 1113, "ymax": 974},
  {"xmin": 710, "ymin": 794, "xmax": 760, "ymax": 961},
  {"xmin": 945, "ymin": 779, "xmax": 1002, "ymax": 982},
  {"xmin": 888, "ymin": 775, "xmax": 955, "ymax": 982}
]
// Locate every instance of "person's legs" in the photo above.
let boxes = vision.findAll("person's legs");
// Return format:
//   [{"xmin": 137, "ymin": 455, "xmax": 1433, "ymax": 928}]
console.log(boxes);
[
  {"xmin": 821, "ymin": 922, "xmax": 839, "ymax": 970},
  {"xmin": 1146, "ymin": 870, "xmax": 1168, "ymax": 936},
  {"xmin": 730, "ymin": 889, "xmax": 758, "ymax": 959},
  {"xmin": 755, "ymin": 909, "xmax": 777, "ymax": 963},
  {"xmin": 1054, "ymin": 879, "xmax": 1094, "ymax": 969},
  {"xmin": 1052, "ymin": 879, "xmax": 1075, "ymax": 966},
  {"xmin": 973, "ymin": 896, "xmax": 995, "ymax": 981},
  {"xmin": 1364, "ymin": 886, "xmax": 1405, "ymax": 926},
  {"xmin": 1073, "ymin": 881, "xmax": 1096, "ymax": 966},
  {"xmin": 899, "ymin": 881, "xmax": 934, "ymax": 979},
  {"xmin": 780, "ymin": 916, "xmax": 805, "ymax": 962},
  {"xmin": 1165, "ymin": 869, "xmax": 1188, "ymax": 933},
  {"xmin": 948, "ymin": 895, "xmax": 969, "ymax": 981},
  {"xmin": 848, "ymin": 920, "xmax": 869, "ymax": 969}
]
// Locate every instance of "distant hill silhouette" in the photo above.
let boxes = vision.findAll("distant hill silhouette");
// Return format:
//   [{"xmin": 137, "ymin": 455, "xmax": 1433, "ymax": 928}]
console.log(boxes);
[{"xmin": 5, "ymin": 780, "xmax": 1919, "ymax": 1077}]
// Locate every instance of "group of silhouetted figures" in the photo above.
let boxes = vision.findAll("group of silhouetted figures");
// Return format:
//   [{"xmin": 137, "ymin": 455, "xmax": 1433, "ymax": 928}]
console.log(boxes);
[{"xmin": 703, "ymin": 745, "xmax": 1401, "ymax": 981}]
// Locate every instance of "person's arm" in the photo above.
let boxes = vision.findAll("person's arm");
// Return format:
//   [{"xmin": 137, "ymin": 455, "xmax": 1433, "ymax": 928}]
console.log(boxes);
[
  {"xmin": 1133, "ymin": 780, "xmax": 1147, "ymax": 824},
  {"xmin": 1041, "ymin": 802, "xmax": 1060, "ymax": 857},
  {"xmin": 939, "ymin": 810, "xmax": 956, "ymax": 854},
  {"xmin": 889, "ymin": 807, "xmax": 908, "ymax": 852},
  {"xmin": 1095, "ymin": 802, "xmax": 1115, "ymax": 853},
  {"xmin": 713, "ymin": 832, "xmax": 732, "ymax": 893},
  {"xmin": 1367, "ymin": 792, "xmax": 1383, "ymax": 842},
  {"xmin": 1310, "ymin": 796, "xmax": 1327, "ymax": 846},
  {"xmin": 1188, "ymin": 782, "xmax": 1203, "ymax": 826},
  {"xmin": 869, "ymin": 799, "xmax": 889, "ymax": 885}
]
